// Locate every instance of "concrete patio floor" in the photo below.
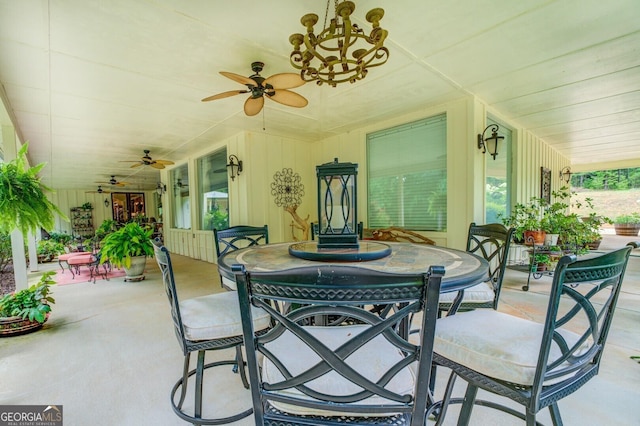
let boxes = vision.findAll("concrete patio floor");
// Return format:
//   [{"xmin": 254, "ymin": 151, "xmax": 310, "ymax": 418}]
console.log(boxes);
[{"xmin": 1, "ymin": 234, "xmax": 639, "ymax": 425}]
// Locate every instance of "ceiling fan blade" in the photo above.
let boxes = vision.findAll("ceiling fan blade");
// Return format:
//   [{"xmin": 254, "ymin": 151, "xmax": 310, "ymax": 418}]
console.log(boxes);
[
  {"xmin": 267, "ymin": 89, "xmax": 308, "ymax": 108},
  {"xmin": 220, "ymin": 71, "xmax": 256, "ymax": 86},
  {"xmin": 244, "ymin": 96, "xmax": 264, "ymax": 116},
  {"xmin": 201, "ymin": 90, "xmax": 248, "ymax": 102},
  {"xmin": 151, "ymin": 162, "xmax": 166, "ymax": 170},
  {"xmin": 264, "ymin": 73, "xmax": 305, "ymax": 89},
  {"xmin": 130, "ymin": 163, "xmax": 143, "ymax": 168},
  {"xmin": 154, "ymin": 159, "xmax": 175, "ymax": 165}
]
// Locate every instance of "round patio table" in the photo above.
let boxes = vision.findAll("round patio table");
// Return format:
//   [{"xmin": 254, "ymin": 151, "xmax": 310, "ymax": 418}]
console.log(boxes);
[{"xmin": 218, "ymin": 241, "xmax": 489, "ymax": 295}]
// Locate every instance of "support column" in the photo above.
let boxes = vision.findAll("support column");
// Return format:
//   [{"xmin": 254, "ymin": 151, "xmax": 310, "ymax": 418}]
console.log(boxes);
[{"xmin": 2, "ymin": 124, "xmax": 29, "ymax": 290}]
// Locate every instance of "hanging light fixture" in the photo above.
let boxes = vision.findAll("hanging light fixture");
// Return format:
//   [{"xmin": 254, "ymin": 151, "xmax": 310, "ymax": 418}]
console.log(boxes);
[
  {"xmin": 559, "ymin": 166, "xmax": 572, "ymax": 184},
  {"xmin": 289, "ymin": 1, "xmax": 389, "ymax": 87},
  {"xmin": 477, "ymin": 124, "xmax": 504, "ymax": 160},
  {"xmin": 156, "ymin": 182, "xmax": 166, "ymax": 195},
  {"xmin": 226, "ymin": 154, "xmax": 243, "ymax": 181}
]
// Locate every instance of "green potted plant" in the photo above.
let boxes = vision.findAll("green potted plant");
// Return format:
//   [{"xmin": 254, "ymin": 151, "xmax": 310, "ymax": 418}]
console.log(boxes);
[
  {"xmin": 0, "ymin": 143, "xmax": 63, "ymax": 315},
  {"xmin": 0, "ymin": 271, "xmax": 56, "ymax": 336},
  {"xmin": 95, "ymin": 219, "xmax": 118, "ymax": 241},
  {"xmin": 500, "ymin": 197, "xmax": 545, "ymax": 244},
  {"xmin": 0, "ymin": 143, "xmax": 65, "ymax": 238},
  {"xmin": 531, "ymin": 253, "xmax": 551, "ymax": 272},
  {"xmin": 36, "ymin": 239, "xmax": 65, "ymax": 262},
  {"xmin": 613, "ymin": 213, "xmax": 640, "ymax": 236},
  {"xmin": 99, "ymin": 222, "xmax": 154, "ymax": 281}
]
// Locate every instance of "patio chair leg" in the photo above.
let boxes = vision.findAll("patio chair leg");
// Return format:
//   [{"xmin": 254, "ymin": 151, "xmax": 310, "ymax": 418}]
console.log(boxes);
[
  {"xmin": 548, "ymin": 403, "xmax": 563, "ymax": 426},
  {"xmin": 235, "ymin": 345, "xmax": 249, "ymax": 389},
  {"xmin": 194, "ymin": 350, "xmax": 205, "ymax": 421},
  {"xmin": 176, "ymin": 354, "xmax": 190, "ymax": 409},
  {"xmin": 458, "ymin": 383, "xmax": 478, "ymax": 426}
]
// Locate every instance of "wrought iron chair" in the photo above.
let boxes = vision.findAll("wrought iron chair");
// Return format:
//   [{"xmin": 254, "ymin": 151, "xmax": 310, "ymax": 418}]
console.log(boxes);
[
  {"xmin": 429, "ymin": 246, "xmax": 632, "ymax": 425},
  {"xmin": 153, "ymin": 241, "xmax": 271, "ymax": 425},
  {"xmin": 438, "ymin": 222, "xmax": 515, "ymax": 315},
  {"xmin": 213, "ymin": 225, "xmax": 268, "ymax": 290},
  {"xmin": 233, "ymin": 263, "xmax": 445, "ymax": 426}
]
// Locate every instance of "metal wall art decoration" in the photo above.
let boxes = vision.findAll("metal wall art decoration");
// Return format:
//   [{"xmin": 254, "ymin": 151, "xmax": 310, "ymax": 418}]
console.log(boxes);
[
  {"xmin": 540, "ymin": 167, "xmax": 551, "ymax": 204},
  {"xmin": 271, "ymin": 168, "xmax": 310, "ymax": 240}
]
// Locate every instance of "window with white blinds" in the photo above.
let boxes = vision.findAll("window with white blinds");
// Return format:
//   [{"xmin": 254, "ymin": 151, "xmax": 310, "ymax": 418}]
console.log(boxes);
[{"xmin": 367, "ymin": 114, "xmax": 447, "ymax": 231}]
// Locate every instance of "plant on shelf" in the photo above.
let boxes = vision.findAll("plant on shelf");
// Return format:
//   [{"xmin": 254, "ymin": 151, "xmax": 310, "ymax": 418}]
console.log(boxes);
[
  {"xmin": 499, "ymin": 197, "xmax": 546, "ymax": 244},
  {"xmin": 613, "ymin": 213, "xmax": 640, "ymax": 236},
  {"xmin": 0, "ymin": 271, "xmax": 56, "ymax": 335},
  {"xmin": 81, "ymin": 202, "xmax": 93, "ymax": 210},
  {"xmin": 531, "ymin": 253, "xmax": 551, "ymax": 272},
  {"xmin": 99, "ymin": 222, "xmax": 153, "ymax": 281},
  {"xmin": 503, "ymin": 186, "xmax": 610, "ymax": 251}
]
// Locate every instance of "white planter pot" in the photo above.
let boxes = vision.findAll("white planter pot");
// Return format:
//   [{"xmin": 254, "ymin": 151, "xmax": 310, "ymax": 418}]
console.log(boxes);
[
  {"xmin": 544, "ymin": 233, "xmax": 559, "ymax": 246},
  {"xmin": 124, "ymin": 255, "xmax": 147, "ymax": 282}
]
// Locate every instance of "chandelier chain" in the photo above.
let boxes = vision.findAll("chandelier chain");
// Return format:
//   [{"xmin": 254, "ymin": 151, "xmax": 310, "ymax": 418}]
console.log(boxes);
[{"xmin": 289, "ymin": 1, "xmax": 389, "ymax": 87}]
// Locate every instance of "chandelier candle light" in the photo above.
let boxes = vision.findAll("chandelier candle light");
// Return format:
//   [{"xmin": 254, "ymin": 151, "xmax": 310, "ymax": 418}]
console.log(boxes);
[{"xmin": 289, "ymin": 0, "xmax": 388, "ymax": 86}]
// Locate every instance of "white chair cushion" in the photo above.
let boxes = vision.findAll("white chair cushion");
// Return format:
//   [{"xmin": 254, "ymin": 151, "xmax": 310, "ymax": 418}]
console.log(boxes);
[
  {"xmin": 434, "ymin": 310, "xmax": 587, "ymax": 386},
  {"xmin": 180, "ymin": 291, "xmax": 270, "ymax": 341},
  {"xmin": 221, "ymin": 276, "xmax": 237, "ymax": 290},
  {"xmin": 438, "ymin": 281, "xmax": 494, "ymax": 304},
  {"xmin": 262, "ymin": 324, "xmax": 415, "ymax": 417}
]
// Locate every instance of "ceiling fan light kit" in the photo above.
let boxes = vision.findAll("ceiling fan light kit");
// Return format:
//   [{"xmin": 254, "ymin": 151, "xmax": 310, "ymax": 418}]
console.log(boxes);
[
  {"xmin": 289, "ymin": 0, "xmax": 389, "ymax": 87},
  {"xmin": 201, "ymin": 62, "xmax": 308, "ymax": 116},
  {"xmin": 95, "ymin": 175, "xmax": 129, "ymax": 187},
  {"xmin": 120, "ymin": 150, "xmax": 174, "ymax": 169}
]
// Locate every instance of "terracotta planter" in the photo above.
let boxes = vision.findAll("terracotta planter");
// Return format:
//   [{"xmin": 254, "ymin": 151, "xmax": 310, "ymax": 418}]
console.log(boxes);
[
  {"xmin": 524, "ymin": 230, "xmax": 546, "ymax": 245},
  {"xmin": 614, "ymin": 224, "xmax": 640, "ymax": 236},
  {"xmin": 0, "ymin": 315, "xmax": 47, "ymax": 337}
]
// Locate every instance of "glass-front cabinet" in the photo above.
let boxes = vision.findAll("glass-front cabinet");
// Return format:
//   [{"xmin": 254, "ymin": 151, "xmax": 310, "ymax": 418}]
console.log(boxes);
[{"xmin": 111, "ymin": 192, "xmax": 145, "ymax": 223}]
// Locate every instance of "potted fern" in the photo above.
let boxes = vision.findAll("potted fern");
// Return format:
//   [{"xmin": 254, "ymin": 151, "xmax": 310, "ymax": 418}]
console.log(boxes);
[
  {"xmin": 0, "ymin": 143, "xmax": 65, "ymax": 238},
  {"xmin": 99, "ymin": 222, "xmax": 153, "ymax": 281},
  {"xmin": 0, "ymin": 143, "xmax": 64, "ymax": 331},
  {"xmin": 0, "ymin": 271, "xmax": 56, "ymax": 336}
]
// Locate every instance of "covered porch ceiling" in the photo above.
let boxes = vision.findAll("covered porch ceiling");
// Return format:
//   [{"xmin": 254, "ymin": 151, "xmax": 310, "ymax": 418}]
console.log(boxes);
[{"xmin": 0, "ymin": 0, "xmax": 639, "ymax": 190}]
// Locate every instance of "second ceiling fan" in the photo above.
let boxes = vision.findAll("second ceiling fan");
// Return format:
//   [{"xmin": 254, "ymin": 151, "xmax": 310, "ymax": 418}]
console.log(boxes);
[{"xmin": 202, "ymin": 62, "xmax": 308, "ymax": 116}]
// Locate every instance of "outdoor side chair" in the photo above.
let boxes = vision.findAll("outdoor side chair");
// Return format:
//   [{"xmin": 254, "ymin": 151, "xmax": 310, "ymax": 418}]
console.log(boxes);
[
  {"xmin": 438, "ymin": 222, "xmax": 515, "ymax": 315},
  {"xmin": 153, "ymin": 241, "xmax": 271, "ymax": 425},
  {"xmin": 233, "ymin": 263, "xmax": 445, "ymax": 426},
  {"xmin": 213, "ymin": 225, "xmax": 268, "ymax": 290},
  {"xmin": 429, "ymin": 246, "xmax": 632, "ymax": 426}
]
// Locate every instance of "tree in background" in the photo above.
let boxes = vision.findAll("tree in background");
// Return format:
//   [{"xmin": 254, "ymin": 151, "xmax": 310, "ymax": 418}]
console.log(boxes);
[{"xmin": 572, "ymin": 167, "xmax": 640, "ymax": 190}]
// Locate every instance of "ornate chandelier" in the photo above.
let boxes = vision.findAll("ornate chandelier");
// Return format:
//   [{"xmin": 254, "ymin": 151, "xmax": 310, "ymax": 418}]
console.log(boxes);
[{"xmin": 288, "ymin": 1, "xmax": 389, "ymax": 87}]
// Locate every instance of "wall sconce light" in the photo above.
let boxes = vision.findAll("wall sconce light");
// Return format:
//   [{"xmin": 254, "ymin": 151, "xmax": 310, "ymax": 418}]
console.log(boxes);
[
  {"xmin": 104, "ymin": 198, "xmax": 110, "ymax": 208},
  {"xmin": 559, "ymin": 166, "xmax": 572, "ymax": 184},
  {"xmin": 156, "ymin": 182, "xmax": 167, "ymax": 195},
  {"xmin": 477, "ymin": 124, "xmax": 504, "ymax": 160},
  {"xmin": 226, "ymin": 154, "xmax": 243, "ymax": 181}
]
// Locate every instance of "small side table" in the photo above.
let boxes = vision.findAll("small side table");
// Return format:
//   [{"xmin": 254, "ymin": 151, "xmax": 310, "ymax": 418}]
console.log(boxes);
[
  {"xmin": 58, "ymin": 251, "xmax": 92, "ymax": 273},
  {"xmin": 66, "ymin": 254, "xmax": 108, "ymax": 283}
]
